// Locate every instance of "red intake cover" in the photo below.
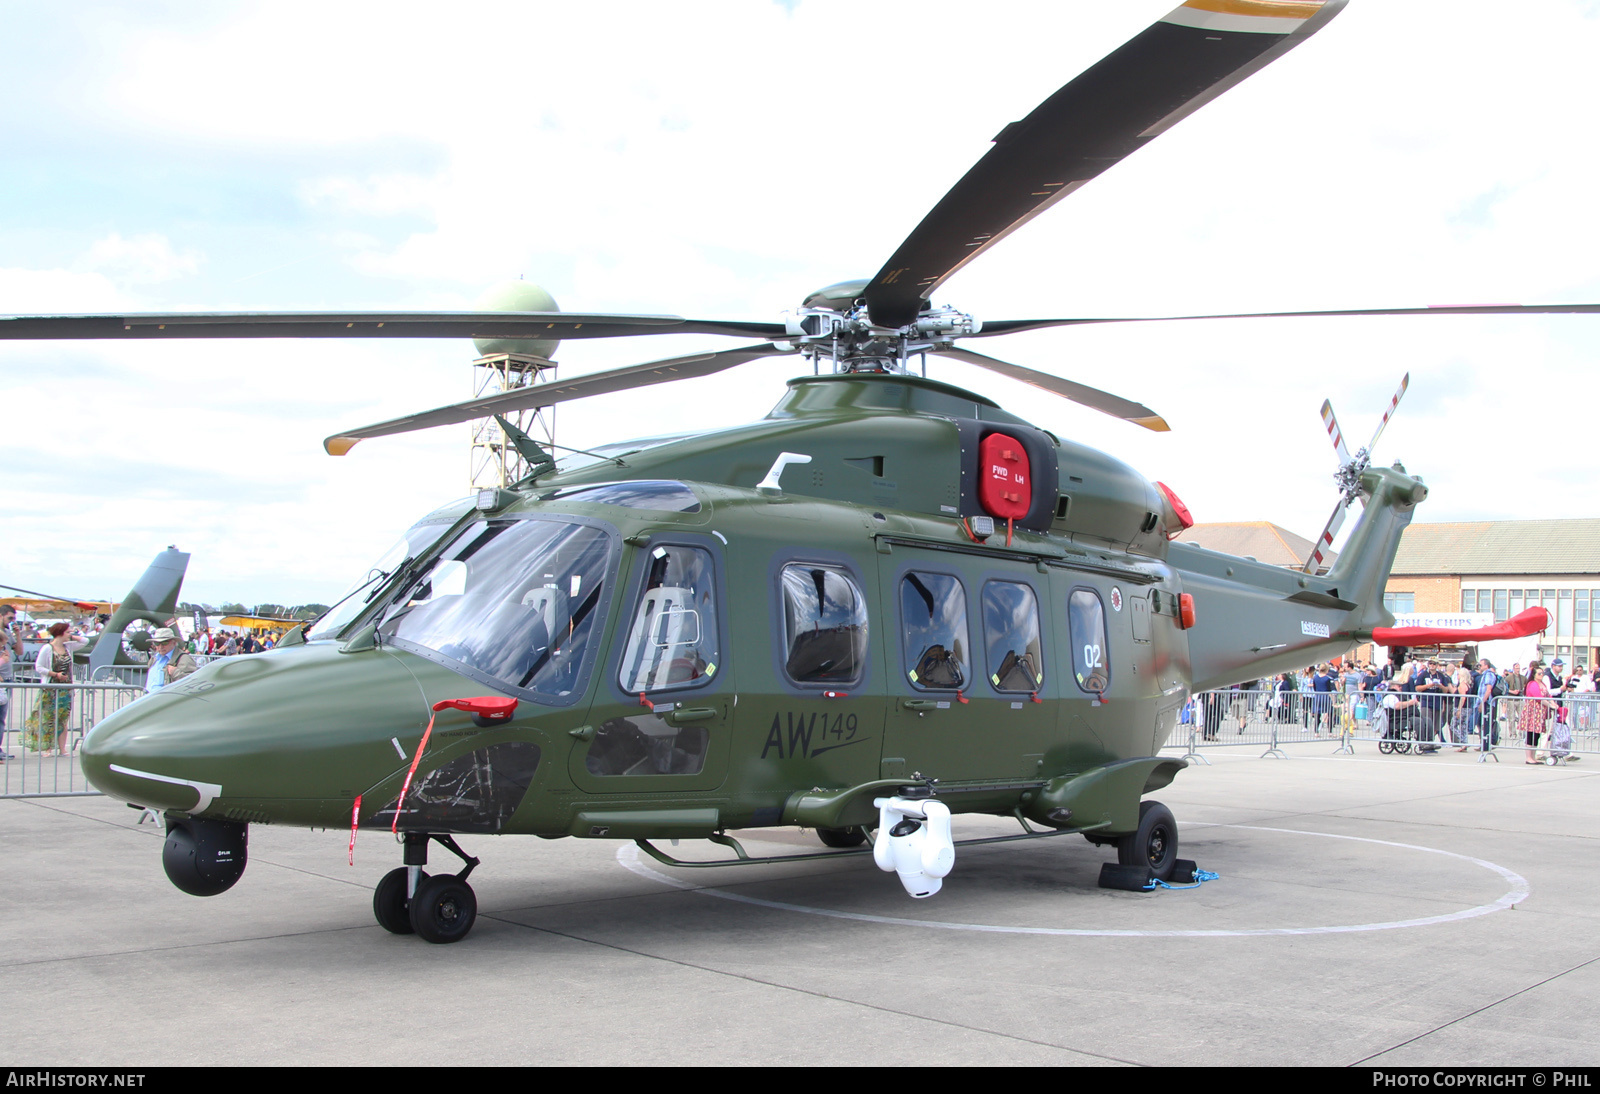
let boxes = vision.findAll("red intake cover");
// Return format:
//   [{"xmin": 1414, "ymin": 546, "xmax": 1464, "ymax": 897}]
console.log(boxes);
[{"xmin": 978, "ymin": 433, "xmax": 1031, "ymax": 520}]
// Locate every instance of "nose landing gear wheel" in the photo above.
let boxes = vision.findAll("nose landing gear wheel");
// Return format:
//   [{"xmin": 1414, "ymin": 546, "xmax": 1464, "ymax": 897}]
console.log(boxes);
[
  {"xmin": 409, "ymin": 874, "xmax": 478, "ymax": 943},
  {"xmin": 373, "ymin": 867, "xmax": 429, "ymax": 935},
  {"xmin": 1117, "ymin": 800, "xmax": 1178, "ymax": 881}
]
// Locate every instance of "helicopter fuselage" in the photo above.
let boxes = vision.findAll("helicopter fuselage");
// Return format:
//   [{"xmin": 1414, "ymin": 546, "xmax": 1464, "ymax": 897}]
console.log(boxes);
[{"xmin": 82, "ymin": 373, "xmax": 1426, "ymax": 850}]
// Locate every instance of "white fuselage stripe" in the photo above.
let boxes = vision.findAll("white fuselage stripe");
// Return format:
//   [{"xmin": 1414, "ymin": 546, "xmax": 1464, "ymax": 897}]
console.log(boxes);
[{"xmin": 108, "ymin": 763, "xmax": 221, "ymax": 814}]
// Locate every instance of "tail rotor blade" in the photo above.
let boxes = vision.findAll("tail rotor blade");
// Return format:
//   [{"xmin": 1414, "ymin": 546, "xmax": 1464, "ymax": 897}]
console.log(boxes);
[
  {"xmin": 1366, "ymin": 372, "xmax": 1410, "ymax": 454},
  {"xmin": 1303, "ymin": 502, "xmax": 1347, "ymax": 574},
  {"xmin": 934, "ymin": 346, "xmax": 1168, "ymax": 431},
  {"xmin": 1320, "ymin": 400, "xmax": 1351, "ymax": 466}
]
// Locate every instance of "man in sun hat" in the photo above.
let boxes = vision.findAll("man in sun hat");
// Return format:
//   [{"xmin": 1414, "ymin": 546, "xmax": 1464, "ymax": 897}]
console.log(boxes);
[{"xmin": 145, "ymin": 625, "xmax": 199, "ymax": 694}]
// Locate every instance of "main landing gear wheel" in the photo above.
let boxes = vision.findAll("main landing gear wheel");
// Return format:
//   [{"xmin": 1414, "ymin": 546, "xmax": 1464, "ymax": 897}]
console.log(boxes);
[
  {"xmin": 816, "ymin": 826, "xmax": 868, "ymax": 848},
  {"xmin": 409, "ymin": 874, "xmax": 478, "ymax": 944},
  {"xmin": 1117, "ymin": 800, "xmax": 1178, "ymax": 881},
  {"xmin": 373, "ymin": 867, "xmax": 429, "ymax": 935}
]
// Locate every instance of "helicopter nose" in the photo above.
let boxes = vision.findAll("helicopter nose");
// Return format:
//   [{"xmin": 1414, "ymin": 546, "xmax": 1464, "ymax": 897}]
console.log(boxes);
[{"xmin": 83, "ymin": 644, "xmax": 430, "ymax": 821}]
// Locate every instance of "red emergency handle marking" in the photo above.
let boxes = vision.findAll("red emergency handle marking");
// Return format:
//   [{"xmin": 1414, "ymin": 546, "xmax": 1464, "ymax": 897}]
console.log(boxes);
[
  {"xmin": 393, "ymin": 697, "xmax": 519, "ymax": 833},
  {"xmin": 638, "ymin": 692, "xmax": 654, "ymax": 712}
]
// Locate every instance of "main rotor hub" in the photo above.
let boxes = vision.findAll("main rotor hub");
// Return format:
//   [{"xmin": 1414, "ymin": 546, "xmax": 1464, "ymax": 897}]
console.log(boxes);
[{"xmin": 783, "ymin": 300, "xmax": 980, "ymax": 375}]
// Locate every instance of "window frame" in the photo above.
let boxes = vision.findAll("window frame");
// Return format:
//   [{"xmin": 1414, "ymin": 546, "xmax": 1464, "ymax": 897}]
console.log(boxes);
[
  {"xmin": 895, "ymin": 565, "xmax": 972, "ymax": 694},
  {"xmin": 1066, "ymin": 584, "xmax": 1113, "ymax": 696},
  {"xmin": 605, "ymin": 533, "xmax": 729, "ymax": 701},
  {"xmin": 769, "ymin": 554, "xmax": 873, "ymax": 693},
  {"xmin": 979, "ymin": 576, "xmax": 1047, "ymax": 696}
]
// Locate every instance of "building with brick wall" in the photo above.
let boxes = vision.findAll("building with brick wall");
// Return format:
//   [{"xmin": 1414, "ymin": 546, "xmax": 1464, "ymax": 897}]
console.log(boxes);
[
  {"xmin": 1176, "ymin": 518, "xmax": 1600, "ymax": 669},
  {"xmin": 1172, "ymin": 522, "xmax": 1328, "ymax": 570},
  {"xmin": 1384, "ymin": 519, "xmax": 1600, "ymax": 669}
]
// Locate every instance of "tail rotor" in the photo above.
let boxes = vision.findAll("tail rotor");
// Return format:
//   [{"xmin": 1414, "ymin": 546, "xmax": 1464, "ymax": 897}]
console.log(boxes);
[{"xmin": 1301, "ymin": 372, "xmax": 1410, "ymax": 573}]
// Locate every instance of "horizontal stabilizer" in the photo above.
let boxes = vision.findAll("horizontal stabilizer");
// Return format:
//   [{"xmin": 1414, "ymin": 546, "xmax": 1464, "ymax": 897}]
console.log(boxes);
[
  {"xmin": 1285, "ymin": 589, "xmax": 1356, "ymax": 612},
  {"xmin": 1369, "ymin": 607, "xmax": 1550, "ymax": 646}
]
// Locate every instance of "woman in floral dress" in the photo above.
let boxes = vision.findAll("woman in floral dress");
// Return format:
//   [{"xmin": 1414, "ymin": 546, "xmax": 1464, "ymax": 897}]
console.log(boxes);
[{"xmin": 24, "ymin": 622, "xmax": 81, "ymax": 754}]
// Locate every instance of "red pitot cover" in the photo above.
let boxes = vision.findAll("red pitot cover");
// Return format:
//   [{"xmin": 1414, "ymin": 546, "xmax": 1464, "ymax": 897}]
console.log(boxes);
[{"xmin": 1370, "ymin": 607, "xmax": 1550, "ymax": 646}]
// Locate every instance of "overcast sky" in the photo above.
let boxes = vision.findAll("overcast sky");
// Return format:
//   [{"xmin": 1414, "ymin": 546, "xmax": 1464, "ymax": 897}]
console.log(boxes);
[{"xmin": 2, "ymin": 0, "xmax": 1598, "ymax": 606}]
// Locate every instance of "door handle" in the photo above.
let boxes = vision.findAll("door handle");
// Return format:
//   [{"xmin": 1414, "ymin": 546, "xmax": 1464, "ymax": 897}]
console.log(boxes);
[
  {"xmin": 901, "ymin": 699, "xmax": 939, "ymax": 711},
  {"xmin": 665, "ymin": 706, "xmax": 718, "ymax": 725},
  {"xmin": 568, "ymin": 724, "xmax": 595, "ymax": 741}
]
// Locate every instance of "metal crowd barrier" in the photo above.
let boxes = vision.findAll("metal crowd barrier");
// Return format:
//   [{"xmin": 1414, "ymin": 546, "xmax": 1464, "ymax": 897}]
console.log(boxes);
[
  {"xmin": 0, "ymin": 681, "xmax": 145, "ymax": 797},
  {"xmin": 1166, "ymin": 687, "xmax": 1600, "ymax": 765}
]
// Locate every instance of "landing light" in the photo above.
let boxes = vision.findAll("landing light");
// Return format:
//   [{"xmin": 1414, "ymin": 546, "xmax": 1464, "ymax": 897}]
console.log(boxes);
[{"xmin": 476, "ymin": 487, "xmax": 516, "ymax": 512}]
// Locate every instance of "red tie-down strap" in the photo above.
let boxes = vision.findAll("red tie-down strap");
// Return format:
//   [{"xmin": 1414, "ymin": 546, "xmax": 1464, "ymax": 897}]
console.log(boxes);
[
  {"xmin": 348, "ymin": 794, "xmax": 362, "ymax": 865},
  {"xmin": 1370, "ymin": 607, "xmax": 1550, "ymax": 646},
  {"xmin": 391, "ymin": 697, "xmax": 519, "ymax": 833}
]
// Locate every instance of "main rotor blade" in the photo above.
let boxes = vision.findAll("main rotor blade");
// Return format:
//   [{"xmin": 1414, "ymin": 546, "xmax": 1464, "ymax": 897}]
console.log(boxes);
[
  {"xmin": 934, "ymin": 346, "xmax": 1168, "ymax": 432},
  {"xmin": 324, "ymin": 342, "xmax": 797, "ymax": 455},
  {"xmin": 975, "ymin": 303, "xmax": 1600, "ymax": 339},
  {"xmin": 0, "ymin": 311, "xmax": 785, "ymax": 342},
  {"xmin": 1366, "ymin": 372, "xmax": 1409, "ymax": 454},
  {"xmin": 861, "ymin": 0, "xmax": 1346, "ymax": 329}
]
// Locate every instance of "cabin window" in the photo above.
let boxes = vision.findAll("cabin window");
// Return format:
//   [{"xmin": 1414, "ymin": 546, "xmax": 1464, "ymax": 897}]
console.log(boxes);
[
  {"xmin": 982, "ymin": 580, "xmax": 1043, "ymax": 693},
  {"xmin": 780, "ymin": 564, "xmax": 868, "ymax": 685},
  {"xmin": 1068, "ymin": 588, "xmax": 1111, "ymax": 694},
  {"xmin": 900, "ymin": 571, "xmax": 969, "ymax": 691},
  {"xmin": 378, "ymin": 519, "xmax": 611, "ymax": 700},
  {"xmin": 618, "ymin": 545, "xmax": 720, "ymax": 694},
  {"xmin": 585, "ymin": 714, "xmax": 708, "ymax": 778}
]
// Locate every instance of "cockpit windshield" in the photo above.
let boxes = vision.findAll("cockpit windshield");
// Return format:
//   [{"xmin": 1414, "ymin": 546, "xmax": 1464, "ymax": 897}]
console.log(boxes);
[
  {"xmin": 306, "ymin": 515, "xmax": 464, "ymax": 642},
  {"xmin": 377, "ymin": 518, "xmax": 613, "ymax": 702}
]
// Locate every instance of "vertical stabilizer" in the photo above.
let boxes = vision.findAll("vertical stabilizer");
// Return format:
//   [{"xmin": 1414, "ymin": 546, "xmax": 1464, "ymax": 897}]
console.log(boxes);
[{"xmin": 87, "ymin": 547, "xmax": 191, "ymax": 677}]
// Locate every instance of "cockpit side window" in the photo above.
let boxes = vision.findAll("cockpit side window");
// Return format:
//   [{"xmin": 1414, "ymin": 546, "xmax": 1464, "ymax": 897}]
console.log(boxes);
[
  {"xmin": 900, "ymin": 571, "xmax": 968, "ymax": 691},
  {"xmin": 618, "ymin": 545, "xmax": 720, "ymax": 694}
]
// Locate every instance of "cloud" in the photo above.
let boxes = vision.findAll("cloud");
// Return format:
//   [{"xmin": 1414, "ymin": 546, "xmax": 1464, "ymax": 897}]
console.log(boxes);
[
  {"xmin": 78, "ymin": 232, "xmax": 202, "ymax": 286},
  {"xmin": 0, "ymin": 267, "xmax": 128, "ymax": 313},
  {"xmin": 298, "ymin": 174, "xmax": 440, "ymax": 218}
]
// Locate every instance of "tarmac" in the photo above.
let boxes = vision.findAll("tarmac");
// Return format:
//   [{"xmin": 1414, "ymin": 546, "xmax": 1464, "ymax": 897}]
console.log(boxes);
[{"xmin": 2, "ymin": 741, "xmax": 1595, "ymax": 1067}]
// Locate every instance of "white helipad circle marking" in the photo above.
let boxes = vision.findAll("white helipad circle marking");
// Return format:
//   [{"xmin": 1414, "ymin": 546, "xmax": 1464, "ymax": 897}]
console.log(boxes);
[{"xmin": 615, "ymin": 824, "xmax": 1530, "ymax": 938}]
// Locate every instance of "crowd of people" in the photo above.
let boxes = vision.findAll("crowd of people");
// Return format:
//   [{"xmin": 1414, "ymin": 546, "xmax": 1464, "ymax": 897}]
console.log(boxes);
[
  {"xmin": 185, "ymin": 627, "xmax": 293, "ymax": 657},
  {"xmin": 1189, "ymin": 654, "xmax": 1597, "ymax": 763}
]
